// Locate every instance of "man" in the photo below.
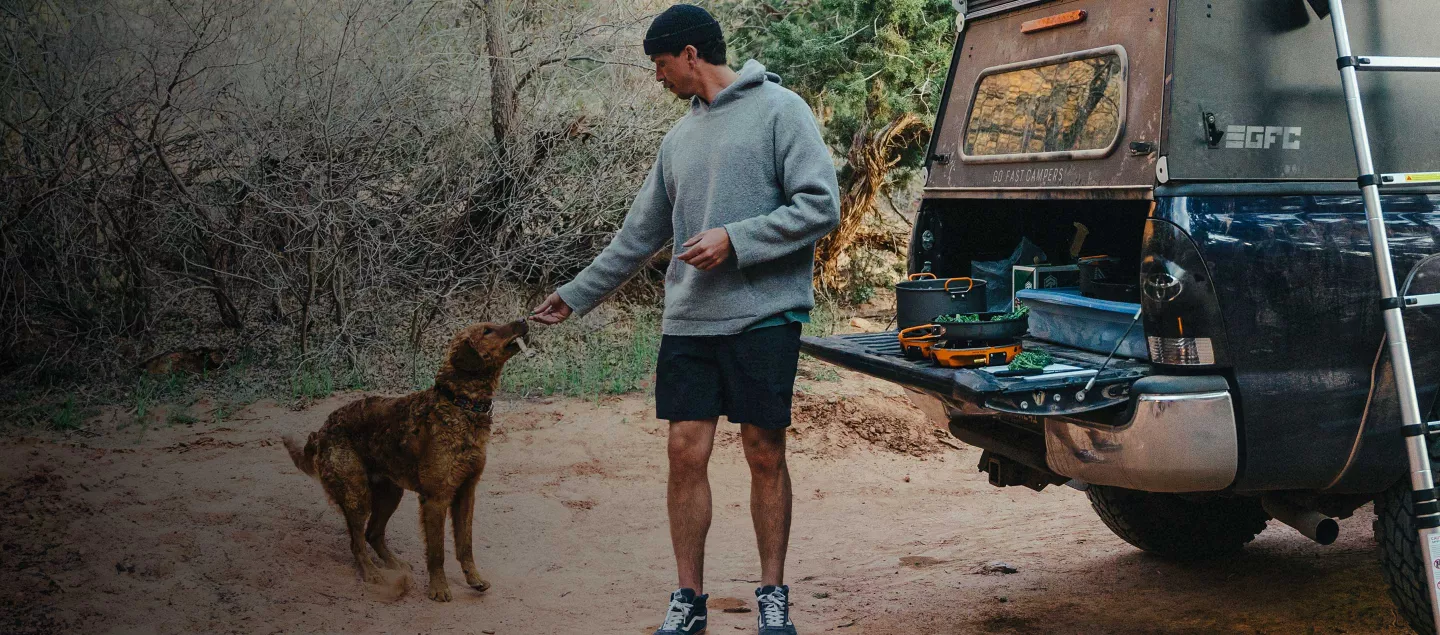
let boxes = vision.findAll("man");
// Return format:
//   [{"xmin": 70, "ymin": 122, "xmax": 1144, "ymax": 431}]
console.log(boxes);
[{"xmin": 530, "ymin": 5, "xmax": 840, "ymax": 633}]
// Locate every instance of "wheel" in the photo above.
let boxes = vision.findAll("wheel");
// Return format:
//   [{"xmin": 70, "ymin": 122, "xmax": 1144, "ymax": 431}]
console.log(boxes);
[
  {"xmin": 1086, "ymin": 485, "xmax": 1270, "ymax": 560},
  {"xmin": 1374, "ymin": 477, "xmax": 1440, "ymax": 634}
]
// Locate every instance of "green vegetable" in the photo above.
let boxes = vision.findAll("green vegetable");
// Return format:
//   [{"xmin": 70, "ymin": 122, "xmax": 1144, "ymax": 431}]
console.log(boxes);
[
  {"xmin": 1009, "ymin": 350, "xmax": 1053, "ymax": 371},
  {"xmin": 990, "ymin": 304, "xmax": 1031, "ymax": 322},
  {"xmin": 937, "ymin": 304, "xmax": 1031, "ymax": 324}
]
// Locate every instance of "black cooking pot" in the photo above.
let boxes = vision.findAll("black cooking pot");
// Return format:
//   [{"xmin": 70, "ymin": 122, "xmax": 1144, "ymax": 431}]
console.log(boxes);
[
  {"xmin": 896, "ymin": 274, "xmax": 988, "ymax": 330},
  {"xmin": 933, "ymin": 312, "xmax": 1029, "ymax": 345},
  {"xmin": 1078, "ymin": 256, "xmax": 1141, "ymax": 303}
]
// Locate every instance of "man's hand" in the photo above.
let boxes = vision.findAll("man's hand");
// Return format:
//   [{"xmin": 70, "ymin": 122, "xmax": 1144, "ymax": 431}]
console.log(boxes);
[
  {"xmin": 676, "ymin": 227, "xmax": 732, "ymax": 271},
  {"xmin": 530, "ymin": 292, "xmax": 573, "ymax": 325}
]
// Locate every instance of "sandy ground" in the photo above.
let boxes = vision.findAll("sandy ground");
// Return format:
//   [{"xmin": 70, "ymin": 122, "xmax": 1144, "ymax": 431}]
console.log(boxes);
[{"xmin": 0, "ymin": 364, "xmax": 1416, "ymax": 634}]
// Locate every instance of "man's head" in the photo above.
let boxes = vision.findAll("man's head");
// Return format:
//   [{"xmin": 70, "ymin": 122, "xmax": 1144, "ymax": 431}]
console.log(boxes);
[{"xmin": 644, "ymin": 4, "xmax": 727, "ymax": 99}]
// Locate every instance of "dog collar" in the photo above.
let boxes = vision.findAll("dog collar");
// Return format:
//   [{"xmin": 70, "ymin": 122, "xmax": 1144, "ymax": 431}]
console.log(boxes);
[
  {"xmin": 453, "ymin": 396, "xmax": 493, "ymax": 414},
  {"xmin": 436, "ymin": 385, "xmax": 493, "ymax": 414}
]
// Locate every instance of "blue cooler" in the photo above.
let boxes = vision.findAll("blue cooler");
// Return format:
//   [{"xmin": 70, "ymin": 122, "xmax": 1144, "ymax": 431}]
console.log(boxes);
[{"xmin": 1015, "ymin": 288, "xmax": 1148, "ymax": 360}]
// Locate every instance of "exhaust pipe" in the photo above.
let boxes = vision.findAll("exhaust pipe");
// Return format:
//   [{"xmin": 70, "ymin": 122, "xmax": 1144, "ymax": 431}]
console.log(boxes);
[{"xmin": 1262, "ymin": 495, "xmax": 1339, "ymax": 545}]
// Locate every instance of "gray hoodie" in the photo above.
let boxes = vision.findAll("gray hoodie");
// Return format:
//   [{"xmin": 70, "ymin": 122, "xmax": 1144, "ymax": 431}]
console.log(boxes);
[{"xmin": 557, "ymin": 60, "xmax": 841, "ymax": 336}]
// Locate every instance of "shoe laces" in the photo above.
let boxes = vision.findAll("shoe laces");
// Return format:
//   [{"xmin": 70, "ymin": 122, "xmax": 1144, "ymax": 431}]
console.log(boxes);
[
  {"xmin": 662, "ymin": 593, "xmax": 694, "ymax": 630},
  {"xmin": 757, "ymin": 588, "xmax": 788, "ymax": 627}
]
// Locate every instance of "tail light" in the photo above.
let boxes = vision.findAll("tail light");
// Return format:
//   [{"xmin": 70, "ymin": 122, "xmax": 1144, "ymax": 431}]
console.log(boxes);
[{"xmin": 1140, "ymin": 220, "xmax": 1229, "ymax": 366}]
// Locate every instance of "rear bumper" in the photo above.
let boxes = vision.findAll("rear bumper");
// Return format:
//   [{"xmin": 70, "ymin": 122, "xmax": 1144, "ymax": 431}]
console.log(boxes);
[
  {"xmin": 1045, "ymin": 376, "xmax": 1239, "ymax": 493},
  {"xmin": 801, "ymin": 333, "xmax": 1240, "ymax": 493}
]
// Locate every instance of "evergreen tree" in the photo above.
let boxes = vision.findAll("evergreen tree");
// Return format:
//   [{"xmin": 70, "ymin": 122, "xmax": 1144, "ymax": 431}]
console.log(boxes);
[{"xmin": 724, "ymin": 0, "xmax": 957, "ymax": 288}]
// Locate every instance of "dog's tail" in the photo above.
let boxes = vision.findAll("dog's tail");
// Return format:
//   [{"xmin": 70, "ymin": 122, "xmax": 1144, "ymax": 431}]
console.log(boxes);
[{"xmin": 283, "ymin": 434, "xmax": 318, "ymax": 478}]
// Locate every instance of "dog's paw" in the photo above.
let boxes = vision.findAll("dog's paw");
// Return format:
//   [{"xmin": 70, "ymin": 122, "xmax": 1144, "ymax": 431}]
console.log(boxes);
[
  {"xmin": 427, "ymin": 583, "xmax": 453, "ymax": 602},
  {"xmin": 465, "ymin": 571, "xmax": 490, "ymax": 592},
  {"xmin": 382, "ymin": 557, "xmax": 408, "ymax": 570},
  {"xmin": 361, "ymin": 568, "xmax": 385, "ymax": 585}
]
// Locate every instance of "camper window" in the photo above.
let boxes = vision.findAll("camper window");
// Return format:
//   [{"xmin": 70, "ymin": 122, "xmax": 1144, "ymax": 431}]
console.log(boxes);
[{"xmin": 961, "ymin": 46, "xmax": 1127, "ymax": 163}]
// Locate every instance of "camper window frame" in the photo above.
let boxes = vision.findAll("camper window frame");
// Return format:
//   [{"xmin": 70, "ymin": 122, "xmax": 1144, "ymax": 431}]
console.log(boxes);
[{"xmin": 959, "ymin": 45, "xmax": 1130, "ymax": 165}]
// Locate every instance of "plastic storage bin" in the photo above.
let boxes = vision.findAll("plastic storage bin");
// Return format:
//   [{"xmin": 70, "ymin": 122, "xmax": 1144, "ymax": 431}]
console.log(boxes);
[{"xmin": 1015, "ymin": 288, "xmax": 1148, "ymax": 360}]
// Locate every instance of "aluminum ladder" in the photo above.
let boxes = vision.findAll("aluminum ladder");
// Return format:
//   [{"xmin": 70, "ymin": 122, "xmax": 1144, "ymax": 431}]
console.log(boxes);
[{"xmin": 1324, "ymin": 0, "xmax": 1440, "ymax": 631}]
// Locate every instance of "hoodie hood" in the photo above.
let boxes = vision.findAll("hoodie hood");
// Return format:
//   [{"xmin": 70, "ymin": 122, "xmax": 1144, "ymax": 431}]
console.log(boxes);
[{"xmin": 693, "ymin": 59, "xmax": 781, "ymax": 112}]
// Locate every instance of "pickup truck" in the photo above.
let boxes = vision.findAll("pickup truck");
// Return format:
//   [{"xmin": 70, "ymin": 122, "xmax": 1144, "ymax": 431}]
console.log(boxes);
[{"xmin": 800, "ymin": 1, "xmax": 1440, "ymax": 632}]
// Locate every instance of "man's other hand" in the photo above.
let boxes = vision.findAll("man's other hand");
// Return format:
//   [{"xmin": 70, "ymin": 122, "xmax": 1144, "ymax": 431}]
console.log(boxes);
[
  {"xmin": 677, "ymin": 227, "xmax": 732, "ymax": 271},
  {"xmin": 531, "ymin": 292, "xmax": 573, "ymax": 325}
]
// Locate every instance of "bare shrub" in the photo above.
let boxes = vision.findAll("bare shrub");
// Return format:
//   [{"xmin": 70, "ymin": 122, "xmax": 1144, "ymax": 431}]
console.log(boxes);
[{"xmin": 1, "ymin": 0, "xmax": 680, "ymax": 392}]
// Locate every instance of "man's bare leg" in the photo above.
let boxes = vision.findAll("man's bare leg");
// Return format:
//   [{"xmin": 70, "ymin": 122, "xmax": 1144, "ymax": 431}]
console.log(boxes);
[
  {"xmin": 741, "ymin": 424, "xmax": 791, "ymax": 587},
  {"xmin": 668, "ymin": 418, "xmax": 719, "ymax": 594}
]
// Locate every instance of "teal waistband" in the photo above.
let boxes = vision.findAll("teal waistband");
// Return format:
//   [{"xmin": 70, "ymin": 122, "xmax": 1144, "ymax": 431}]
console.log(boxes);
[{"xmin": 744, "ymin": 309, "xmax": 811, "ymax": 332}]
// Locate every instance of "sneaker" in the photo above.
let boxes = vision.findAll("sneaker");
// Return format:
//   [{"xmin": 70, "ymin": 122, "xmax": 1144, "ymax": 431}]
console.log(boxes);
[
  {"xmin": 654, "ymin": 588, "xmax": 708, "ymax": 634},
  {"xmin": 755, "ymin": 585, "xmax": 797, "ymax": 634}
]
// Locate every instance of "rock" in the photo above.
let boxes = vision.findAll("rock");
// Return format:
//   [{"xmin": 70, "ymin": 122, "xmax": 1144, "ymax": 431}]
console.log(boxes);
[
  {"xmin": 849, "ymin": 317, "xmax": 882, "ymax": 332},
  {"xmin": 981, "ymin": 561, "xmax": 1018, "ymax": 575},
  {"xmin": 140, "ymin": 347, "xmax": 229, "ymax": 375},
  {"xmin": 812, "ymin": 592, "xmax": 830, "ymax": 599},
  {"xmin": 900, "ymin": 556, "xmax": 942, "ymax": 568}
]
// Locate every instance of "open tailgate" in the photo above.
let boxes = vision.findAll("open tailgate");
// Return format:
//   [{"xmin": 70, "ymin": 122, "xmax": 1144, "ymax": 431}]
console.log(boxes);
[{"xmin": 801, "ymin": 332, "xmax": 1152, "ymax": 416}]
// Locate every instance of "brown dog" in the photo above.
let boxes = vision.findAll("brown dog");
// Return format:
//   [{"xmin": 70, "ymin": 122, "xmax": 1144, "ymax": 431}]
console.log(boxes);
[{"xmin": 283, "ymin": 319, "xmax": 527, "ymax": 601}]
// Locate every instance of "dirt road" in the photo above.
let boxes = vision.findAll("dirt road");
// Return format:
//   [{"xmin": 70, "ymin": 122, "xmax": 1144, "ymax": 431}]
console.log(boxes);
[{"xmin": 1, "ymin": 367, "xmax": 1413, "ymax": 634}]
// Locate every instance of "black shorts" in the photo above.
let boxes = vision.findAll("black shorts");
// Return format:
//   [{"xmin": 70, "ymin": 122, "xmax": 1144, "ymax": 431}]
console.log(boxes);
[{"xmin": 654, "ymin": 322, "xmax": 803, "ymax": 429}]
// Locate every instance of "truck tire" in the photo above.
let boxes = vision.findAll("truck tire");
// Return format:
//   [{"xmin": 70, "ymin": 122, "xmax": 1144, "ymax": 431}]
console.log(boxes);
[
  {"xmin": 1374, "ymin": 477, "xmax": 1439, "ymax": 635},
  {"xmin": 1086, "ymin": 485, "xmax": 1270, "ymax": 560}
]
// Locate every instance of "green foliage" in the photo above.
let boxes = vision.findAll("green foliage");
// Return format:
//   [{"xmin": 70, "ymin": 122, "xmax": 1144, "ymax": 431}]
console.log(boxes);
[
  {"xmin": 848, "ymin": 285, "xmax": 876, "ymax": 306},
  {"xmin": 802, "ymin": 297, "xmax": 843, "ymax": 337},
  {"xmin": 1009, "ymin": 350, "xmax": 1053, "ymax": 371},
  {"xmin": 167, "ymin": 411, "xmax": 200, "ymax": 427},
  {"xmin": 0, "ymin": 391, "xmax": 94, "ymax": 431},
  {"xmin": 991, "ymin": 303, "xmax": 1031, "ymax": 322},
  {"xmin": 130, "ymin": 373, "xmax": 190, "ymax": 428},
  {"xmin": 499, "ymin": 311, "xmax": 663, "ymax": 399},
  {"xmin": 936, "ymin": 304, "xmax": 1030, "ymax": 324},
  {"xmin": 288, "ymin": 362, "xmax": 363, "ymax": 403},
  {"xmin": 725, "ymin": 0, "xmax": 956, "ymax": 170},
  {"xmin": 806, "ymin": 365, "xmax": 842, "ymax": 382},
  {"xmin": 50, "ymin": 394, "xmax": 90, "ymax": 431},
  {"xmin": 212, "ymin": 401, "xmax": 237, "ymax": 424}
]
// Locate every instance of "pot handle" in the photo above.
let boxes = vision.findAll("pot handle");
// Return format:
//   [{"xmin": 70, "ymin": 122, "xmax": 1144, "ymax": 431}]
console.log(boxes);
[
  {"xmin": 907, "ymin": 272, "xmax": 936, "ymax": 281},
  {"xmin": 899, "ymin": 324, "xmax": 943, "ymax": 340},
  {"xmin": 943, "ymin": 277, "xmax": 975, "ymax": 294}
]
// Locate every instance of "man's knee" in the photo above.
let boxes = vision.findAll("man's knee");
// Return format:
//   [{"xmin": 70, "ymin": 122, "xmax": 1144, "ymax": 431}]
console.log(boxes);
[
  {"xmin": 742, "ymin": 426, "xmax": 787, "ymax": 474},
  {"xmin": 668, "ymin": 441, "xmax": 711, "ymax": 473},
  {"xmin": 668, "ymin": 420, "xmax": 716, "ymax": 474}
]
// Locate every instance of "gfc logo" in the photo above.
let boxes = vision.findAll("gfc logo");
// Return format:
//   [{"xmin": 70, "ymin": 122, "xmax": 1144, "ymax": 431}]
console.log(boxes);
[{"xmin": 1225, "ymin": 125, "xmax": 1302, "ymax": 150}]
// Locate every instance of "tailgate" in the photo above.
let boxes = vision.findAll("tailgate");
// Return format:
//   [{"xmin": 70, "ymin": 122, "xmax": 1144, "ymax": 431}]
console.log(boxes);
[{"xmin": 800, "ymin": 332, "xmax": 1152, "ymax": 416}]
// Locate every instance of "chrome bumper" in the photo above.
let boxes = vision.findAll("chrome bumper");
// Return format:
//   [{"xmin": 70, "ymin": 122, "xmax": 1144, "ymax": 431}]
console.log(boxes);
[{"xmin": 1044, "ymin": 376, "xmax": 1238, "ymax": 493}]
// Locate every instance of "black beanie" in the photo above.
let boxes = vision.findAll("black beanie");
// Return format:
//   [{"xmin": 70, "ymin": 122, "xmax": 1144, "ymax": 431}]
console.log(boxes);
[{"xmin": 643, "ymin": 4, "xmax": 723, "ymax": 56}]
